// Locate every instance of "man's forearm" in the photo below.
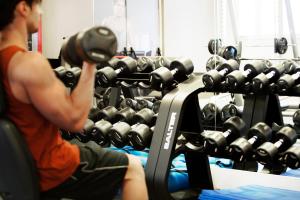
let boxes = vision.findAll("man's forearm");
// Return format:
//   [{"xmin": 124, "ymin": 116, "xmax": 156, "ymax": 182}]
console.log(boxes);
[{"xmin": 70, "ymin": 63, "xmax": 96, "ymax": 122}]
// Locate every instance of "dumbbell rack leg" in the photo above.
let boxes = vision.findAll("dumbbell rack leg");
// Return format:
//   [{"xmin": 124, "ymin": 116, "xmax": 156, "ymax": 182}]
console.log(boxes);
[{"xmin": 145, "ymin": 75, "xmax": 213, "ymax": 200}]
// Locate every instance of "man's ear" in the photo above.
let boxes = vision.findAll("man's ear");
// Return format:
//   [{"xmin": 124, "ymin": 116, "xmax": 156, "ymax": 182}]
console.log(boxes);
[{"xmin": 15, "ymin": 1, "xmax": 30, "ymax": 17}]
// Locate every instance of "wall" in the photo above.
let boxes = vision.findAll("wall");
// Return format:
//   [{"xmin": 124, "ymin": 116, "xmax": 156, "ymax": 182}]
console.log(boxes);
[
  {"xmin": 163, "ymin": 0, "xmax": 216, "ymax": 72},
  {"xmin": 94, "ymin": 0, "xmax": 159, "ymax": 54},
  {"xmin": 162, "ymin": 0, "xmax": 300, "ymax": 72},
  {"xmin": 42, "ymin": 0, "xmax": 94, "ymax": 58}
]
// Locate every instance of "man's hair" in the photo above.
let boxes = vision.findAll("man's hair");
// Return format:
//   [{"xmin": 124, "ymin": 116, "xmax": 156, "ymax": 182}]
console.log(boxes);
[{"xmin": 0, "ymin": 0, "xmax": 41, "ymax": 31}]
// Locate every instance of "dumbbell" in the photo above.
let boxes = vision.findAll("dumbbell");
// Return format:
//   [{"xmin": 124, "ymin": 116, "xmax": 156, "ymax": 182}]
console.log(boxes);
[
  {"xmin": 225, "ymin": 60, "xmax": 270, "ymax": 89},
  {"xmin": 64, "ymin": 67, "xmax": 81, "ymax": 88},
  {"xmin": 127, "ymin": 108, "xmax": 158, "ymax": 150},
  {"xmin": 70, "ymin": 106, "xmax": 120, "ymax": 144},
  {"xmin": 220, "ymin": 103, "xmax": 243, "ymax": 122},
  {"xmin": 137, "ymin": 57, "xmax": 156, "ymax": 72},
  {"xmin": 206, "ymin": 55, "xmax": 227, "ymax": 72},
  {"xmin": 87, "ymin": 106, "xmax": 120, "ymax": 145},
  {"xmin": 97, "ymin": 57, "xmax": 120, "ymax": 69},
  {"xmin": 252, "ymin": 60, "xmax": 296, "ymax": 92},
  {"xmin": 54, "ymin": 66, "xmax": 67, "ymax": 81},
  {"xmin": 61, "ymin": 26, "xmax": 117, "ymax": 67},
  {"xmin": 277, "ymin": 61, "xmax": 300, "ymax": 92},
  {"xmin": 60, "ymin": 129, "xmax": 74, "ymax": 141},
  {"xmin": 217, "ymin": 46, "xmax": 238, "ymax": 60},
  {"xmin": 203, "ymin": 116, "xmax": 246, "ymax": 154},
  {"xmin": 255, "ymin": 126, "xmax": 297, "ymax": 165},
  {"xmin": 135, "ymin": 99, "xmax": 161, "ymax": 113},
  {"xmin": 96, "ymin": 57, "xmax": 138, "ymax": 87},
  {"xmin": 88, "ymin": 105, "xmax": 119, "ymax": 123},
  {"xmin": 73, "ymin": 119, "xmax": 95, "ymax": 143},
  {"xmin": 150, "ymin": 58, "xmax": 194, "ymax": 90},
  {"xmin": 294, "ymin": 110, "xmax": 300, "ymax": 127},
  {"xmin": 229, "ymin": 122, "xmax": 272, "ymax": 162},
  {"xmin": 293, "ymin": 110, "xmax": 300, "ymax": 138},
  {"xmin": 201, "ymin": 103, "xmax": 221, "ymax": 124},
  {"xmin": 119, "ymin": 98, "xmax": 139, "ymax": 110},
  {"xmin": 202, "ymin": 59, "xmax": 239, "ymax": 89},
  {"xmin": 108, "ymin": 108, "xmax": 156, "ymax": 148},
  {"xmin": 280, "ymin": 145, "xmax": 300, "ymax": 169},
  {"xmin": 128, "ymin": 124, "xmax": 155, "ymax": 150}
]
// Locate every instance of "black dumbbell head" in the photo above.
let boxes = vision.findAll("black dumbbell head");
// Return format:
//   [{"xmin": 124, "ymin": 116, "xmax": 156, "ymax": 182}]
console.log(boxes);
[
  {"xmin": 99, "ymin": 106, "xmax": 118, "ymax": 121},
  {"xmin": 116, "ymin": 57, "xmax": 138, "ymax": 73},
  {"xmin": 217, "ymin": 59, "xmax": 239, "ymax": 72},
  {"xmin": 206, "ymin": 55, "xmax": 226, "ymax": 71},
  {"xmin": 277, "ymin": 74, "xmax": 295, "ymax": 92},
  {"xmin": 281, "ymin": 146, "xmax": 300, "ymax": 169},
  {"xmin": 170, "ymin": 58, "xmax": 194, "ymax": 75},
  {"xmin": 61, "ymin": 33, "xmax": 83, "ymax": 67},
  {"xmin": 75, "ymin": 26, "xmax": 117, "ymax": 64},
  {"xmin": 255, "ymin": 142, "xmax": 278, "ymax": 164},
  {"xmin": 88, "ymin": 107, "xmax": 103, "ymax": 122},
  {"xmin": 244, "ymin": 60, "xmax": 269, "ymax": 76},
  {"xmin": 108, "ymin": 121, "xmax": 131, "ymax": 148},
  {"xmin": 152, "ymin": 100, "xmax": 161, "ymax": 113},
  {"xmin": 202, "ymin": 103, "xmax": 219, "ymax": 122},
  {"xmin": 203, "ymin": 131, "xmax": 227, "ymax": 153},
  {"xmin": 90, "ymin": 120, "xmax": 112, "ymax": 146},
  {"xmin": 64, "ymin": 67, "xmax": 81, "ymax": 88},
  {"xmin": 248, "ymin": 122, "xmax": 272, "ymax": 143},
  {"xmin": 218, "ymin": 46, "xmax": 238, "ymax": 60},
  {"xmin": 275, "ymin": 126, "xmax": 297, "ymax": 147},
  {"xmin": 225, "ymin": 70, "xmax": 245, "ymax": 89},
  {"xmin": 252, "ymin": 73, "xmax": 269, "ymax": 92},
  {"xmin": 108, "ymin": 57, "xmax": 120, "ymax": 68},
  {"xmin": 54, "ymin": 66, "xmax": 67, "ymax": 79},
  {"xmin": 60, "ymin": 130, "xmax": 74, "ymax": 141},
  {"xmin": 223, "ymin": 116, "xmax": 246, "ymax": 137},
  {"xmin": 293, "ymin": 110, "xmax": 300, "ymax": 126},
  {"xmin": 128, "ymin": 124, "xmax": 153, "ymax": 150},
  {"xmin": 220, "ymin": 104, "xmax": 241, "ymax": 122},
  {"xmin": 150, "ymin": 67, "xmax": 174, "ymax": 89},
  {"xmin": 202, "ymin": 70, "xmax": 223, "ymax": 88},
  {"xmin": 132, "ymin": 108, "xmax": 155, "ymax": 124},
  {"xmin": 229, "ymin": 137, "xmax": 252, "ymax": 162},
  {"xmin": 74, "ymin": 119, "xmax": 94, "ymax": 143},
  {"xmin": 115, "ymin": 107, "xmax": 136, "ymax": 123},
  {"xmin": 62, "ymin": 26, "xmax": 117, "ymax": 66},
  {"xmin": 208, "ymin": 39, "xmax": 222, "ymax": 55},
  {"xmin": 137, "ymin": 57, "xmax": 155, "ymax": 72},
  {"xmin": 96, "ymin": 66, "xmax": 117, "ymax": 87}
]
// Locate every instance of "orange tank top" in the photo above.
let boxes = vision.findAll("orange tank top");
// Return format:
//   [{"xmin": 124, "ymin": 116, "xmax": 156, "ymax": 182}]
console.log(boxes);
[{"xmin": 0, "ymin": 46, "xmax": 80, "ymax": 191}]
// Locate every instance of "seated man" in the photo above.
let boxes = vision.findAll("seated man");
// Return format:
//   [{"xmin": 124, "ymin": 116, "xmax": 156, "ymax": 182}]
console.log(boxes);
[{"xmin": 0, "ymin": 0, "xmax": 148, "ymax": 199}]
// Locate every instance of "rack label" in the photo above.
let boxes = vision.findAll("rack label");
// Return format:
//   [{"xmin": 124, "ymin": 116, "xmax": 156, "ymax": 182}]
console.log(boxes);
[{"xmin": 163, "ymin": 112, "xmax": 177, "ymax": 150}]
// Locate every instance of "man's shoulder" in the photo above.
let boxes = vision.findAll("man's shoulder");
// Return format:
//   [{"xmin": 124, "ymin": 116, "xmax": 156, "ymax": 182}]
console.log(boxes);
[
  {"xmin": 10, "ymin": 51, "xmax": 52, "ymax": 84},
  {"xmin": 14, "ymin": 51, "xmax": 47, "ymax": 67}
]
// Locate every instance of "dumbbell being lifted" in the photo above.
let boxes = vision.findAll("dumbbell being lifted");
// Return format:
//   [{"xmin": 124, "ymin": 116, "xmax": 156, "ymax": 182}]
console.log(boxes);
[{"xmin": 61, "ymin": 26, "xmax": 117, "ymax": 67}]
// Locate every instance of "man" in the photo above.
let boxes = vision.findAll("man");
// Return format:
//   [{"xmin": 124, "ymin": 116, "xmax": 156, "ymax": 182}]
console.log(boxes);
[{"xmin": 0, "ymin": 0, "xmax": 148, "ymax": 199}]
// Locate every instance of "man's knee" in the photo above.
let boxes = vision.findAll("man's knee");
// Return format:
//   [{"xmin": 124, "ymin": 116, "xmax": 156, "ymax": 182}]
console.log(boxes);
[{"xmin": 124, "ymin": 154, "xmax": 145, "ymax": 181}]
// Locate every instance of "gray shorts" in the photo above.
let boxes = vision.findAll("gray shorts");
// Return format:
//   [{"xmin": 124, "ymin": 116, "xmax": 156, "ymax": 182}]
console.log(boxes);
[{"xmin": 41, "ymin": 145, "xmax": 128, "ymax": 200}]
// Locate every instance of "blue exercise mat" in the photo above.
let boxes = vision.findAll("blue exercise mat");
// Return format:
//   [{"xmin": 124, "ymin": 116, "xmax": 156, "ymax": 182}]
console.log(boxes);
[
  {"xmin": 108, "ymin": 146, "xmax": 233, "ymax": 192},
  {"xmin": 199, "ymin": 185, "xmax": 300, "ymax": 200}
]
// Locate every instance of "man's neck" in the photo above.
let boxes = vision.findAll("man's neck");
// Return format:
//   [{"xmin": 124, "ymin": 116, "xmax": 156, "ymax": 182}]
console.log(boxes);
[{"xmin": 0, "ymin": 22, "xmax": 28, "ymax": 50}]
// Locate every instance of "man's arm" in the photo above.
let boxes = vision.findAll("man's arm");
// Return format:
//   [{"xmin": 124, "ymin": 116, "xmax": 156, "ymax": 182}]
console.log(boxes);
[{"xmin": 15, "ymin": 52, "xmax": 96, "ymax": 132}]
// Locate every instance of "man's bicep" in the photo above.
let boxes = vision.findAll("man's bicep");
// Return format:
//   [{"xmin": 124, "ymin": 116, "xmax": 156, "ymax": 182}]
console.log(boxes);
[
  {"xmin": 26, "ymin": 73, "xmax": 74, "ymax": 124},
  {"xmin": 20, "ymin": 57, "xmax": 74, "ymax": 127}
]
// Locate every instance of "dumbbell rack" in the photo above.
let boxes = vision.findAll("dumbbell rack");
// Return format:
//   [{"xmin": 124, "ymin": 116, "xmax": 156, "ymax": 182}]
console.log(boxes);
[
  {"xmin": 145, "ymin": 73, "xmax": 300, "ymax": 199},
  {"xmin": 105, "ymin": 72, "xmax": 151, "ymax": 107}
]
